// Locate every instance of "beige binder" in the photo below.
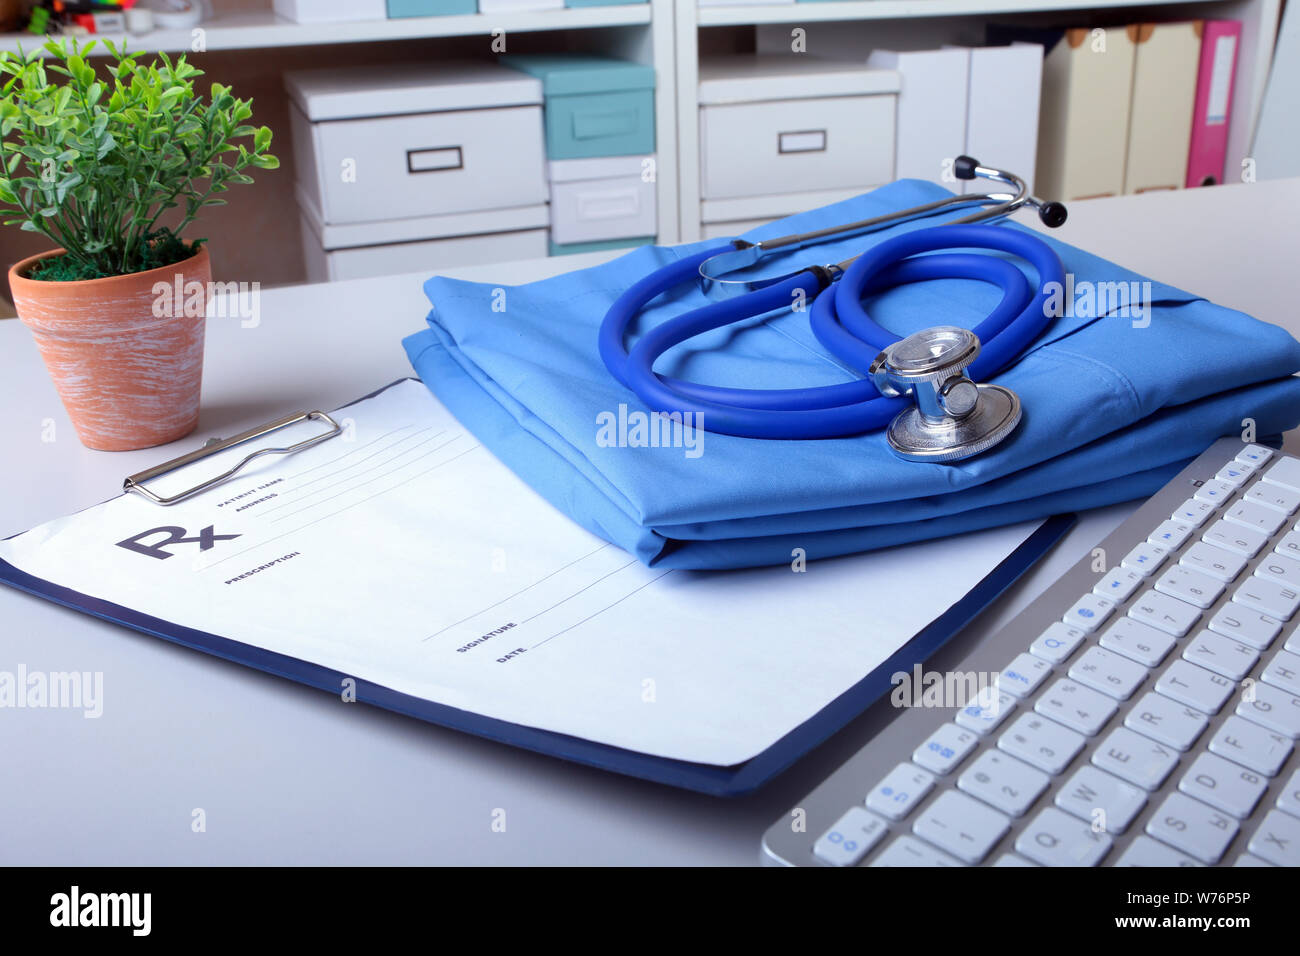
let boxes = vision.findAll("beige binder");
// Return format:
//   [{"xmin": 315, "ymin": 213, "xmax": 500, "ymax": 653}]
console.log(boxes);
[
  {"xmin": 1036, "ymin": 27, "xmax": 1136, "ymax": 202},
  {"xmin": 1123, "ymin": 21, "xmax": 1204, "ymax": 194}
]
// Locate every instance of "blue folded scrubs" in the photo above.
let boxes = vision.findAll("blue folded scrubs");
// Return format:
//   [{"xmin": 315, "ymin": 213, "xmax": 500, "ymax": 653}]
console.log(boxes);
[{"xmin": 404, "ymin": 180, "xmax": 1300, "ymax": 569}]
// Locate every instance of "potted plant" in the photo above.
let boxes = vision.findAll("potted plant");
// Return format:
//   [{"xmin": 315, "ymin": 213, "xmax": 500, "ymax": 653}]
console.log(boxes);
[{"xmin": 0, "ymin": 39, "xmax": 278, "ymax": 451}]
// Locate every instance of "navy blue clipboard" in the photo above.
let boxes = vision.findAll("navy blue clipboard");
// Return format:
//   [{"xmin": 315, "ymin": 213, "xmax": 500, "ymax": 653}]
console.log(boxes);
[{"xmin": 0, "ymin": 510, "xmax": 1072, "ymax": 797}]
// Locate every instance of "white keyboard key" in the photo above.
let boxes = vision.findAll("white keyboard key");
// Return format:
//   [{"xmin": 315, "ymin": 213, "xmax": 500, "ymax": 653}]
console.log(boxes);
[
  {"xmin": 1100, "ymin": 618, "xmax": 1176, "ymax": 668},
  {"xmin": 957, "ymin": 749, "xmax": 1049, "ymax": 817},
  {"xmin": 1033, "ymin": 679, "xmax": 1117, "ymax": 736},
  {"xmin": 1055, "ymin": 765, "xmax": 1147, "ymax": 834},
  {"xmin": 1155, "ymin": 565, "xmax": 1225, "ymax": 609},
  {"xmin": 866, "ymin": 762, "xmax": 936, "ymax": 821},
  {"xmin": 912, "ymin": 723, "xmax": 978, "ymax": 775},
  {"xmin": 1148, "ymin": 519, "xmax": 1194, "ymax": 550},
  {"xmin": 996, "ymin": 653, "xmax": 1051, "ymax": 699},
  {"xmin": 1068, "ymin": 646, "xmax": 1146, "ymax": 700},
  {"xmin": 1030, "ymin": 622, "xmax": 1086, "ymax": 664},
  {"xmin": 1203, "ymin": 518, "xmax": 1269, "ymax": 557},
  {"xmin": 1156, "ymin": 660, "xmax": 1235, "ymax": 714},
  {"xmin": 1063, "ymin": 592, "xmax": 1116, "ymax": 633},
  {"xmin": 1207, "ymin": 605, "xmax": 1282, "ymax": 650},
  {"xmin": 870, "ymin": 834, "xmax": 962, "ymax": 867},
  {"xmin": 1172, "ymin": 497, "xmax": 1215, "ymax": 527},
  {"xmin": 1145, "ymin": 792, "xmax": 1238, "ymax": 864},
  {"xmin": 813, "ymin": 806, "xmax": 887, "ymax": 866},
  {"xmin": 1245, "ymin": 481, "xmax": 1300, "ymax": 515},
  {"xmin": 1261, "ymin": 650, "xmax": 1300, "ymax": 697},
  {"xmin": 1115, "ymin": 835, "xmax": 1203, "ymax": 867},
  {"xmin": 1261, "ymin": 455, "xmax": 1300, "ymax": 493},
  {"xmin": 1178, "ymin": 752, "xmax": 1267, "ymax": 818},
  {"xmin": 1233, "ymin": 576, "xmax": 1300, "ymax": 621},
  {"xmin": 955, "ymin": 689, "xmax": 1017, "ymax": 735},
  {"xmin": 1208, "ymin": 715, "xmax": 1292, "ymax": 776},
  {"xmin": 1236, "ymin": 444, "xmax": 1274, "ymax": 467},
  {"xmin": 1093, "ymin": 566, "xmax": 1144, "ymax": 602},
  {"xmin": 1215, "ymin": 459, "xmax": 1258, "ymax": 487},
  {"xmin": 1277, "ymin": 530, "xmax": 1300, "ymax": 562},
  {"xmin": 1015, "ymin": 806, "xmax": 1112, "ymax": 867},
  {"xmin": 993, "ymin": 854, "xmax": 1037, "ymax": 866},
  {"xmin": 1246, "ymin": 810, "xmax": 1300, "ymax": 866},
  {"xmin": 1182, "ymin": 630, "xmax": 1258, "ymax": 681},
  {"xmin": 1180, "ymin": 541, "xmax": 1247, "ymax": 583},
  {"xmin": 1091, "ymin": 726, "xmax": 1178, "ymax": 790},
  {"xmin": 1225, "ymin": 500, "xmax": 1287, "ymax": 536},
  {"xmin": 1277, "ymin": 769, "xmax": 1300, "ymax": 818},
  {"xmin": 1289, "ymin": 631, "xmax": 1300, "ymax": 654},
  {"xmin": 1122, "ymin": 541, "xmax": 1169, "ymax": 577},
  {"xmin": 998, "ymin": 712, "xmax": 1085, "ymax": 775},
  {"xmin": 1125, "ymin": 692, "xmax": 1209, "ymax": 751},
  {"xmin": 1129, "ymin": 590, "xmax": 1200, "ymax": 637},
  {"xmin": 1256, "ymin": 554, "xmax": 1300, "ymax": 590},
  {"xmin": 1237, "ymin": 681, "xmax": 1300, "ymax": 739},
  {"xmin": 1194, "ymin": 479, "xmax": 1237, "ymax": 506},
  {"xmin": 911, "ymin": 790, "xmax": 1009, "ymax": 864},
  {"xmin": 1234, "ymin": 854, "xmax": 1275, "ymax": 867}
]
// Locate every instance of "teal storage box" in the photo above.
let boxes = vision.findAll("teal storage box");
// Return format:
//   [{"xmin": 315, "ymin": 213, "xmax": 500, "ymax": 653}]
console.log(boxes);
[
  {"xmin": 500, "ymin": 54, "xmax": 655, "ymax": 160},
  {"xmin": 387, "ymin": 0, "xmax": 476, "ymax": 15}
]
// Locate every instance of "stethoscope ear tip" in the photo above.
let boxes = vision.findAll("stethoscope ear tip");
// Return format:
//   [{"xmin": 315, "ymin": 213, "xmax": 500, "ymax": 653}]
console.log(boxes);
[{"xmin": 1038, "ymin": 201, "xmax": 1069, "ymax": 228}]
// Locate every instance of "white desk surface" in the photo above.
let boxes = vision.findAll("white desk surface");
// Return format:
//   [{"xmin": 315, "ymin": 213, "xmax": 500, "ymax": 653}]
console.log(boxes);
[{"xmin": 2, "ymin": 180, "xmax": 1297, "ymax": 865}]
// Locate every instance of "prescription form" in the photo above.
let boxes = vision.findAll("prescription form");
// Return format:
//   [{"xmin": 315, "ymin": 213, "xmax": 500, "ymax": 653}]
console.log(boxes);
[{"xmin": 0, "ymin": 380, "xmax": 1038, "ymax": 766}]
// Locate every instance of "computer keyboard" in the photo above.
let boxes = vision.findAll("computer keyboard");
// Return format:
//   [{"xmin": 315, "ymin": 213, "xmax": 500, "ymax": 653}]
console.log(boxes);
[{"xmin": 761, "ymin": 437, "xmax": 1300, "ymax": 867}]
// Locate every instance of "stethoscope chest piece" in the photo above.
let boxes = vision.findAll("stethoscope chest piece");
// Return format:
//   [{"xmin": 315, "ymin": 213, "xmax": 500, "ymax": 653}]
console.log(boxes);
[{"xmin": 869, "ymin": 326, "xmax": 1022, "ymax": 462}]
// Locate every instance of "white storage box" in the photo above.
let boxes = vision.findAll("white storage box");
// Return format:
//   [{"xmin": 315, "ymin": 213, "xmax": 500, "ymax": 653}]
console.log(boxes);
[
  {"xmin": 700, "ymin": 187, "xmax": 867, "ymax": 239},
  {"xmin": 299, "ymin": 193, "xmax": 549, "ymax": 282},
  {"xmin": 548, "ymin": 155, "xmax": 656, "ymax": 245},
  {"xmin": 287, "ymin": 62, "xmax": 547, "ymax": 227},
  {"xmin": 698, "ymin": 55, "xmax": 899, "ymax": 201},
  {"xmin": 274, "ymin": 0, "xmax": 387, "ymax": 23}
]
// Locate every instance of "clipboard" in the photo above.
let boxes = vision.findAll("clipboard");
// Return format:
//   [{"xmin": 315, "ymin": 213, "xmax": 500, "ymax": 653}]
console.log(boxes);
[{"xmin": 0, "ymin": 380, "xmax": 1074, "ymax": 797}]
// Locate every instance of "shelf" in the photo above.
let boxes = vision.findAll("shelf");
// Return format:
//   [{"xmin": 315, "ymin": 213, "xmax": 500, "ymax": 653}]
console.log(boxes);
[
  {"xmin": 697, "ymin": 0, "xmax": 1219, "ymax": 27},
  {"xmin": 0, "ymin": 6, "xmax": 654, "ymax": 56}
]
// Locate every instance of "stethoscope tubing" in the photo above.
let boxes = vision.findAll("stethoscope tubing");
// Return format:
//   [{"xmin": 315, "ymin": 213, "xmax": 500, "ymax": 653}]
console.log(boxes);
[{"xmin": 599, "ymin": 224, "xmax": 1066, "ymax": 440}]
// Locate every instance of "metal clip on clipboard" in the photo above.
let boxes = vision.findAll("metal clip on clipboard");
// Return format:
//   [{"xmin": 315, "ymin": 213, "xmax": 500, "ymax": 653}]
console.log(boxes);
[{"xmin": 123, "ymin": 410, "xmax": 343, "ymax": 506}]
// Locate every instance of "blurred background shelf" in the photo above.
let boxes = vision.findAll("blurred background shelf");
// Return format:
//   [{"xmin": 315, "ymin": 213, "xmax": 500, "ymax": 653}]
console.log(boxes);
[{"xmin": 0, "ymin": 6, "xmax": 653, "ymax": 55}]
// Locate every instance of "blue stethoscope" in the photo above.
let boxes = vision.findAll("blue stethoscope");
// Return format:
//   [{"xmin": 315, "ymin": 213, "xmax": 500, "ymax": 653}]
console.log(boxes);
[{"xmin": 599, "ymin": 158, "xmax": 1070, "ymax": 462}]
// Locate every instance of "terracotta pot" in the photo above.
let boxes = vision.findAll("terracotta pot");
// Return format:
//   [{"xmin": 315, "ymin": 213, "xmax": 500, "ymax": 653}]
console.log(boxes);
[{"xmin": 10, "ymin": 248, "xmax": 210, "ymax": 451}]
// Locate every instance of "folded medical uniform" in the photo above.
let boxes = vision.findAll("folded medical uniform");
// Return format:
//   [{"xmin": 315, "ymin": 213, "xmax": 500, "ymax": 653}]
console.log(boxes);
[{"xmin": 404, "ymin": 180, "xmax": 1300, "ymax": 569}]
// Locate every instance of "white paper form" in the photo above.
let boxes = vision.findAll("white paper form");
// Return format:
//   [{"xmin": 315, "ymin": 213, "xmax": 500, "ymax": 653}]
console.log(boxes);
[{"xmin": 0, "ymin": 380, "xmax": 1039, "ymax": 766}]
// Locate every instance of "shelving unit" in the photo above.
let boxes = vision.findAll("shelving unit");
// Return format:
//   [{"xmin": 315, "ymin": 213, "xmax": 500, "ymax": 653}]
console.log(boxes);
[
  {"xmin": 675, "ymin": 0, "xmax": 1282, "ymax": 241},
  {"xmin": 0, "ymin": 6, "xmax": 653, "ymax": 55},
  {"xmin": 0, "ymin": 0, "xmax": 1284, "ymax": 286}
]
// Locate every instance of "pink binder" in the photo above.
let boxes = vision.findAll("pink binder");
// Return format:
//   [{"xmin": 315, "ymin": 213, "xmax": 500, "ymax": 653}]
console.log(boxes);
[{"xmin": 1186, "ymin": 20, "xmax": 1241, "ymax": 187}]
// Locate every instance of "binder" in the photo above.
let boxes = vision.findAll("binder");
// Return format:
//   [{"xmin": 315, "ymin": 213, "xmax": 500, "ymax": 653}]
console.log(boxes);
[
  {"xmin": 1186, "ymin": 20, "xmax": 1241, "ymax": 187},
  {"xmin": 0, "ymin": 379, "xmax": 1074, "ymax": 797},
  {"xmin": 866, "ymin": 47, "xmax": 970, "ymax": 187},
  {"xmin": 959, "ymin": 42, "xmax": 1044, "ymax": 195},
  {"xmin": 1035, "ymin": 27, "xmax": 1136, "ymax": 201},
  {"xmin": 1123, "ymin": 22, "xmax": 1203, "ymax": 194}
]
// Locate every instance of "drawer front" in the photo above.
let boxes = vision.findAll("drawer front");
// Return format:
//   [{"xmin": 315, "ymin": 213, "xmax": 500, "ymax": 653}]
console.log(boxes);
[
  {"xmin": 545, "ymin": 90, "xmax": 655, "ymax": 160},
  {"xmin": 311, "ymin": 106, "xmax": 546, "ymax": 224},
  {"xmin": 699, "ymin": 95, "xmax": 895, "ymax": 200},
  {"xmin": 549, "ymin": 175, "xmax": 656, "ymax": 244},
  {"xmin": 325, "ymin": 228, "xmax": 549, "ymax": 281}
]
